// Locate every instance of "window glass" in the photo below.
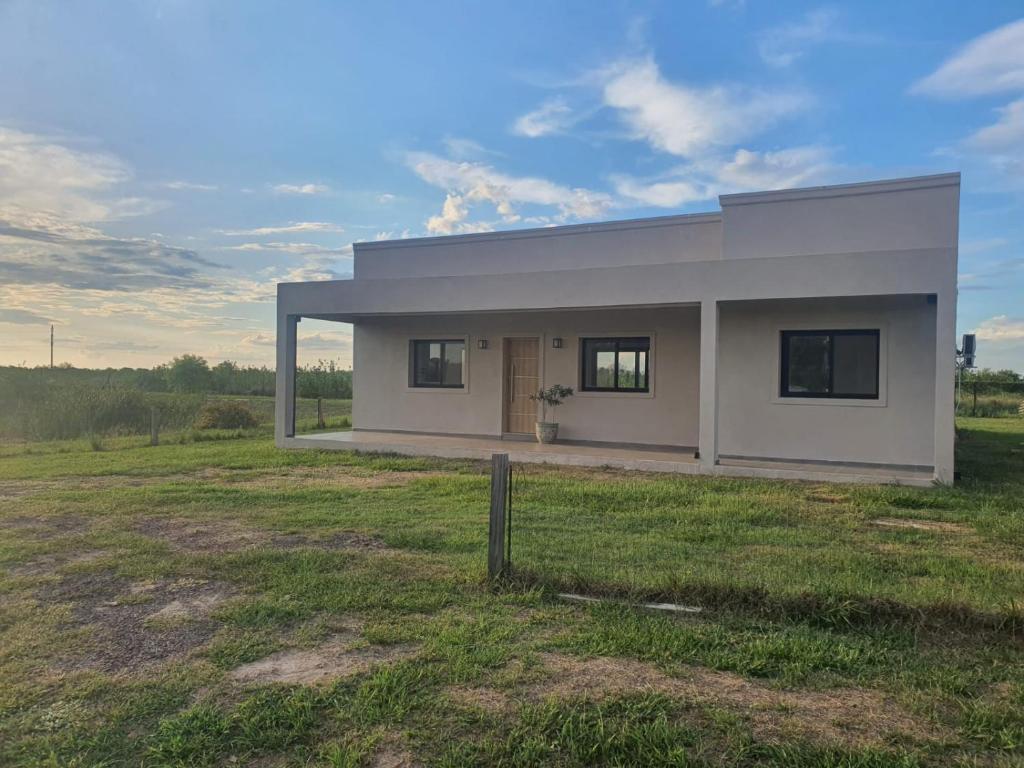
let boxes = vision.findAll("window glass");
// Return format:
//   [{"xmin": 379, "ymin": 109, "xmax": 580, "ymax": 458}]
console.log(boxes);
[
  {"xmin": 617, "ymin": 350, "xmax": 639, "ymax": 388},
  {"xmin": 786, "ymin": 334, "xmax": 830, "ymax": 394},
  {"xmin": 411, "ymin": 340, "xmax": 464, "ymax": 387},
  {"xmin": 581, "ymin": 337, "xmax": 650, "ymax": 392},
  {"xmin": 583, "ymin": 340, "xmax": 617, "ymax": 389},
  {"xmin": 442, "ymin": 342, "xmax": 464, "ymax": 386},
  {"xmin": 780, "ymin": 330, "xmax": 878, "ymax": 399},
  {"xmin": 832, "ymin": 333, "xmax": 878, "ymax": 396}
]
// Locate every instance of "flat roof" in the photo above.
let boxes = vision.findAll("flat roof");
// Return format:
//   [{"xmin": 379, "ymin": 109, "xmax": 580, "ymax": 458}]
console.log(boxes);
[
  {"xmin": 354, "ymin": 210, "xmax": 721, "ymax": 253},
  {"xmin": 355, "ymin": 171, "xmax": 961, "ymax": 252},
  {"xmin": 719, "ymin": 172, "xmax": 960, "ymax": 206}
]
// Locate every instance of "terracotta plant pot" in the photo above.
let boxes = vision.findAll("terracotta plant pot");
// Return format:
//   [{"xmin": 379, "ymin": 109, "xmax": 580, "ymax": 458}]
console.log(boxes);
[{"xmin": 535, "ymin": 422, "xmax": 559, "ymax": 444}]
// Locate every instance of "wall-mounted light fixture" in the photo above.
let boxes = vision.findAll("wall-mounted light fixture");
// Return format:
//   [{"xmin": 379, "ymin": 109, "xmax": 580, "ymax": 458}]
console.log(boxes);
[
  {"xmin": 551, "ymin": 337, "xmax": 563, "ymax": 349},
  {"xmin": 477, "ymin": 339, "xmax": 488, "ymax": 350}
]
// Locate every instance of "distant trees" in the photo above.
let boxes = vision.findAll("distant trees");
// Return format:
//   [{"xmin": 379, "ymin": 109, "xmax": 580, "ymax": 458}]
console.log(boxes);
[
  {"xmin": 0, "ymin": 357, "xmax": 352, "ymax": 400},
  {"xmin": 297, "ymin": 359, "xmax": 353, "ymax": 399},
  {"xmin": 962, "ymin": 368, "xmax": 1023, "ymax": 383},
  {"xmin": 167, "ymin": 354, "xmax": 212, "ymax": 393}
]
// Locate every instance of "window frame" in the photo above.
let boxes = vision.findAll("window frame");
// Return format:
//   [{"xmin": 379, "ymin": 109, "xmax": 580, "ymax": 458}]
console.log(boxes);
[
  {"xmin": 409, "ymin": 339, "xmax": 466, "ymax": 389},
  {"xmin": 779, "ymin": 328, "xmax": 880, "ymax": 400},
  {"xmin": 579, "ymin": 336, "xmax": 651, "ymax": 393}
]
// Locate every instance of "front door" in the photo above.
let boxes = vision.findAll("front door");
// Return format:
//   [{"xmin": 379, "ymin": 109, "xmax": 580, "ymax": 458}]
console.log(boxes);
[{"xmin": 504, "ymin": 338, "xmax": 540, "ymax": 434}]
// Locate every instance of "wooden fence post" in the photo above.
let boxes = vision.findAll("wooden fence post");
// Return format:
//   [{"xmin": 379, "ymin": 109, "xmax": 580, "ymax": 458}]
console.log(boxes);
[
  {"xmin": 972, "ymin": 381, "xmax": 978, "ymax": 417},
  {"xmin": 488, "ymin": 453, "xmax": 510, "ymax": 579},
  {"xmin": 317, "ymin": 397, "xmax": 325, "ymax": 429},
  {"xmin": 150, "ymin": 407, "xmax": 159, "ymax": 446}
]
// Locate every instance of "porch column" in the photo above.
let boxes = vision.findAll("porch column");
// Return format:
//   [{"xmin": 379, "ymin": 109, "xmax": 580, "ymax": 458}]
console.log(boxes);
[
  {"xmin": 275, "ymin": 311, "xmax": 298, "ymax": 444},
  {"xmin": 933, "ymin": 291, "xmax": 956, "ymax": 483},
  {"xmin": 698, "ymin": 299, "xmax": 719, "ymax": 469}
]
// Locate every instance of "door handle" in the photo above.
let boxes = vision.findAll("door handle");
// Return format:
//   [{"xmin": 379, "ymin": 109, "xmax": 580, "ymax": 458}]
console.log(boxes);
[{"xmin": 510, "ymin": 364, "xmax": 515, "ymax": 401}]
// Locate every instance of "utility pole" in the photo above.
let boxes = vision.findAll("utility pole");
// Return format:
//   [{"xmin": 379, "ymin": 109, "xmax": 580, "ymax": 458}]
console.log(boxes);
[{"xmin": 50, "ymin": 325, "xmax": 54, "ymax": 368}]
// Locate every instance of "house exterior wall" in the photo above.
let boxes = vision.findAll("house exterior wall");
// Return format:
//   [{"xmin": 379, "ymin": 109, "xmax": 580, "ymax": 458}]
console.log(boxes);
[
  {"xmin": 716, "ymin": 296, "xmax": 937, "ymax": 467},
  {"xmin": 353, "ymin": 214, "xmax": 722, "ymax": 279},
  {"xmin": 352, "ymin": 307, "xmax": 701, "ymax": 447},
  {"xmin": 720, "ymin": 175, "xmax": 960, "ymax": 260}
]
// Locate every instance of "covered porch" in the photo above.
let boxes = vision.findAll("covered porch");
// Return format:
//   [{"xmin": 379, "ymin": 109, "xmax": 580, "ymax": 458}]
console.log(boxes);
[{"xmin": 282, "ymin": 429, "xmax": 934, "ymax": 485}]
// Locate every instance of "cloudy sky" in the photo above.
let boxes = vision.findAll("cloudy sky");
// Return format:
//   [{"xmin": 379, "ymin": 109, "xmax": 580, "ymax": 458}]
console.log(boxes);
[{"xmin": 1, "ymin": 1, "xmax": 1022, "ymax": 371}]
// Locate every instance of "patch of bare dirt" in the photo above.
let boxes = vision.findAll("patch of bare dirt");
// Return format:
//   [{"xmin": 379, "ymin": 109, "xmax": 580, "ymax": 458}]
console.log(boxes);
[
  {"xmin": 0, "ymin": 513, "xmax": 92, "ymax": 539},
  {"xmin": 0, "ymin": 475, "xmax": 174, "ymax": 502},
  {"xmin": 6, "ymin": 549, "xmax": 109, "ymax": 578},
  {"xmin": 230, "ymin": 633, "xmax": 418, "ymax": 686},
  {"xmin": 806, "ymin": 487, "xmax": 850, "ymax": 504},
  {"xmin": 368, "ymin": 741, "xmax": 420, "ymax": 768},
  {"xmin": 39, "ymin": 571, "xmax": 233, "ymax": 671},
  {"xmin": 134, "ymin": 516, "xmax": 393, "ymax": 555},
  {"xmin": 871, "ymin": 518, "xmax": 970, "ymax": 533},
  {"xmin": 0, "ymin": 482, "xmax": 57, "ymax": 501},
  {"xmin": 446, "ymin": 684, "xmax": 513, "ymax": 713},
  {"xmin": 272, "ymin": 531, "xmax": 391, "ymax": 552},
  {"xmin": 223, "ymin": 466, "xmax": 448, "ymax": 490},
  {"xmin": 533, "ymin": 652, "xmax": 937, "ymax": 747},
  {"xmin": 134, "ymin": 517, "xmax": 272, "ymax": 554}
]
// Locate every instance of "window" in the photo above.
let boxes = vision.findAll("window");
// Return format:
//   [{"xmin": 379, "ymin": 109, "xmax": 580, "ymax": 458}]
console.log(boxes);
[
  {"xmin": 581, "ymin": 337, "xmax": 650, "ymax": 392},
  {"xmin": 410, "ymin": 339, "xmax": 465, "ymax": 388},
  {"xmin": 780, "ymin": 329, "xmax": 879, "ymax": 399}
]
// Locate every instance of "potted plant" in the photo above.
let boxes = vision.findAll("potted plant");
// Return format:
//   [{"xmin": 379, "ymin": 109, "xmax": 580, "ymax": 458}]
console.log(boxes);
[{"xmin": 529, "ymin": 384, "xmax": 574, "ymax": 444}]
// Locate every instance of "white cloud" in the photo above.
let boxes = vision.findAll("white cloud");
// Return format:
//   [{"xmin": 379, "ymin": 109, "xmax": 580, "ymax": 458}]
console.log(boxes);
[
  {"xmin": 219, "ymin": 221, "xmax": 344, "ymax": 236},
  {"xmin": 226, "ymin": 241, "xmax": 353, "ymax": 256},
  {"xmin": 913, "ymin": 19, "xmax": 1024, "ymax": 98},
  {"xmin": 163, "ymin": 180, "xmax": 218, "ymax": 191},
  {"xmin": 712, "ymin": 146, "xmax": 834, "ymax": 190},
  {"xmin": 611, "ymin": 175, "xmax": 709, "ymax": 207},
  {"xmin": 0, "ymin": 307, "xmax": 51, "ymax": 325},
  {"xmin": 377, "ymin": 193, "xmax": 396, "ymax": 204},
  {"xmin": 0, "ymin": 126, "xmax": 162, "ymax": 224},
  {"xmin": 442, "ymin": 137, "xmax": 499, "ymax": 160},
  {"xmin": 426, "ymin": 193, "xmax": 493, "ymax": 235},
  {"xmin": 967, "ymin": 98, "xmax": 1024, "ymax": 151},
  {"xmin": 601, "ymin": 57, "xmax": 809, "ymax": 158},
  {"xmin": 612, "ymin": 146, "xmax": 835, "ymax": 208},
  {"xmin": 407, "ymin": 151, "xmax": 612, "ymax": 233},
  {"xmin": 974, "ymin": 315, "xmax": 1024, "ymax": 341},
  {"xmin": 242, "ymin": 332, "xmax": 275, "ymax": 347},
  {"xmin": 960, "ymin": 237, "xmax": 1010, "ymax": 255},
  {"xmin": 756, "ymin": 9, "xmax": 875, "ymax": 68},
  {"xmin": 512, "ymin": 98, "xmax": 575, "ymax": 138},
  {"xmin": 914, "ymin": 20, "xmax": 1024, "ymax": 184},
  {"xmin": 373, "ymin": 229, "xmax": 412, "ymax": 241},
  {"xmin": 271, "ymin": 182, "xmax": 330, "ymax": 195}
]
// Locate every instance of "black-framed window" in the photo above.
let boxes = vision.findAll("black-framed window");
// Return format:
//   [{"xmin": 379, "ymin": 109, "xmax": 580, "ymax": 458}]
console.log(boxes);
[
  {"xmin": 580, "ymin": 337, "xmax": 650, "ymax": 392},
  {"xmin": 410, "ymin": 339, "xmax": 465, "ymax": 388},
  {"xmin": 780, "ymin": 329, "xmax": 879, "ymax": 399}
]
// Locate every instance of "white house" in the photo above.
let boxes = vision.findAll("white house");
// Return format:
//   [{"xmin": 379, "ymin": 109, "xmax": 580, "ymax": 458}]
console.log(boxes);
[{"xmin": 276, "ymin": 173, "xmax": 960, "ymax": 486}]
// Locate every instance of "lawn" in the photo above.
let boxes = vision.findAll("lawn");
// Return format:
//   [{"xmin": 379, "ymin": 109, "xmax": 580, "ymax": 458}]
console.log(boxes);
[{"xmin": 0, "ymin": 418, "xmax": 1022, "ymax": 766}]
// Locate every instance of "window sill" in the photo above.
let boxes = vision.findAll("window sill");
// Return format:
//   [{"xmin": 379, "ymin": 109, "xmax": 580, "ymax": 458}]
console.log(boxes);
[
  {"xmin": 576, "ymin": 390, "xmax": 655, "ymax": 400},
  {"xmin": 771, "ymin": 396, "xmax": 887, "ymax": 408},
  {"xmin": 404, "ymin": 386, "xmax": 471, "ymax": 395}
]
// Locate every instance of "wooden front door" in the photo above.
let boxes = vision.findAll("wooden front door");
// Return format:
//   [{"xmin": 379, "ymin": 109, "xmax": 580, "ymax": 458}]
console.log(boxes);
[{"xmin": 504, "ymin": 338, "xmax": 540, "ymax": 434}]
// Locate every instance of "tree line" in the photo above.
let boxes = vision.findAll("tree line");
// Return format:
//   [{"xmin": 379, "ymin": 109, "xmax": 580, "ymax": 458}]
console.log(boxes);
[{"xmin": 0, "ymin": 355, "xmax": 352, "ymax": 399}]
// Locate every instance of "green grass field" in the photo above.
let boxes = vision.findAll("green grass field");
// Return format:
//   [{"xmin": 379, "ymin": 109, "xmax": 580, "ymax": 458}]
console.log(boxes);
[{"xmin": 0, "ymin": 417, "xmax": 1022, "ymax": 766}]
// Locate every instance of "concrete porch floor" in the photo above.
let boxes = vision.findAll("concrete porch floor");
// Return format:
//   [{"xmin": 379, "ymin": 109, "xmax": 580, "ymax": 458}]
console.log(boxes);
[{"xmin": 284, "ymin": 430, "xmax": 935, "ymax": 486}]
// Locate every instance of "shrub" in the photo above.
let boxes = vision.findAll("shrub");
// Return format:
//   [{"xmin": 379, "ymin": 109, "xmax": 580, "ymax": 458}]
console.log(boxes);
[{"xmin": 194, "ymin": 400, "xmax": 259, "ymax": 430}]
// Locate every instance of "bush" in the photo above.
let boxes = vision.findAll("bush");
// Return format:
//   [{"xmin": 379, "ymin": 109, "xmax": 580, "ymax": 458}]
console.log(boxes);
[{"xmin": 194, "ymin": 400, "xmax": 259, "ymax": 430}]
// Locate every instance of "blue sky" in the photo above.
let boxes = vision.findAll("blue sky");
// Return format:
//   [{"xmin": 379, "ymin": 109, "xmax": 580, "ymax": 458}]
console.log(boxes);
[{"xmin": 1, "ymin": 0, "xmax": 1022, "ymax": 371}]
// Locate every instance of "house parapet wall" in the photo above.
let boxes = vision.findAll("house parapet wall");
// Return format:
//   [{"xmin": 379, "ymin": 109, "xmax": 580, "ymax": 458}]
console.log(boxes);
[
  {"xmin": 352, "ymin": 212, "xmax": 723, "ymax": 280},
  {"xmin": 279, "ymin": 247, "xmax": 956, "ymax": 320}
]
